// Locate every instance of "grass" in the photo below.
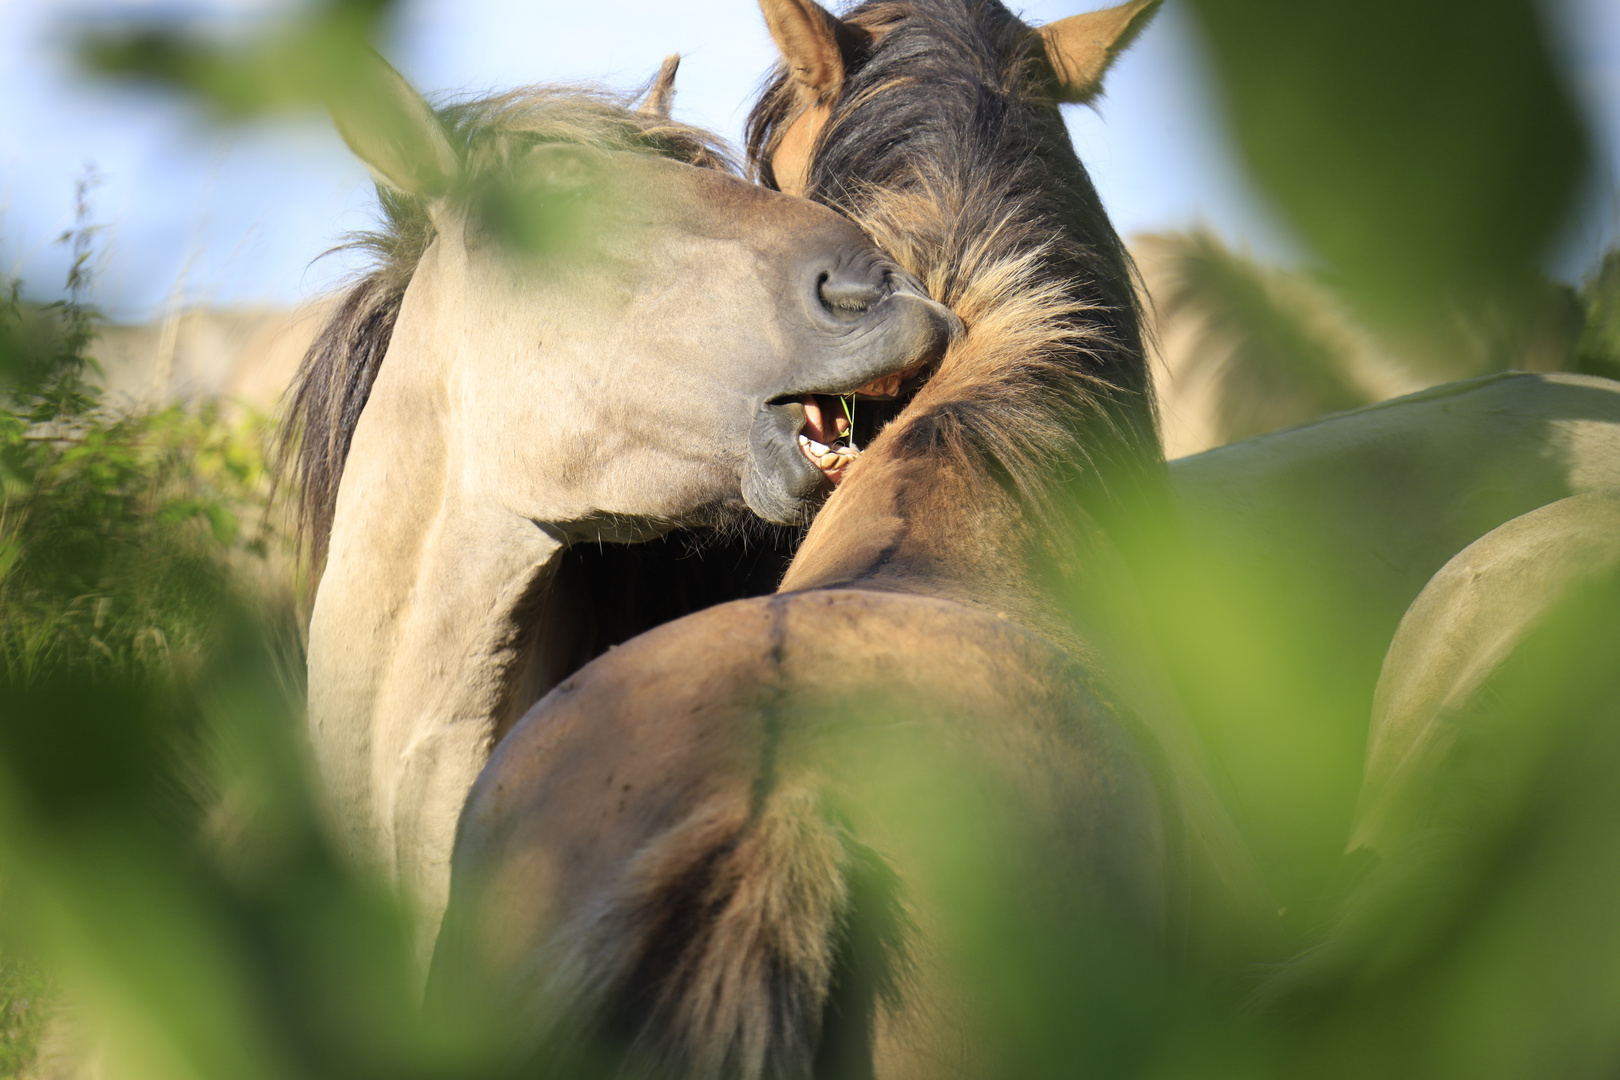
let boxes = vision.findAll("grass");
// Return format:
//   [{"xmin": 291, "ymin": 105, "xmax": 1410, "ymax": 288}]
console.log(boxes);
[
  {"xmin": 0, "ymin": 178, "xmax": 293, "ymax": 690},
  {"xmin": 0, "ymin": 179, "xmax": 300, "ymax": 1080},
  {"xmin": 0, "ymin": 956, "xmax": 49, "ymax": 1078}
]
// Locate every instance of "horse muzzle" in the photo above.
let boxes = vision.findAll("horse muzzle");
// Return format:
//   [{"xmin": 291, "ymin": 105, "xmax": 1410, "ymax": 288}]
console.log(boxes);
[{"xmin": 744, "ymin": 271, "xmax": 962, "ymax": 524}]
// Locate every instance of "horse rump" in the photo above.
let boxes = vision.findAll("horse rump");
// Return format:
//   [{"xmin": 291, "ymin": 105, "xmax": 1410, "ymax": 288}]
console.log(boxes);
[{"xmin": 428, "ymin": 778, "xmax": 908, "ymax": 1080}]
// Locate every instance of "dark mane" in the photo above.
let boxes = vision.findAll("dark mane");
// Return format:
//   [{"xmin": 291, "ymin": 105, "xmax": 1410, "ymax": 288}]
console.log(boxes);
[
  {"xmin": 278, "ymin": 86, "xmax": 738, "ymax": 574},
  {"xmin": 745, "ymin": 0, "xmax": 1163, "ymax": 527}
]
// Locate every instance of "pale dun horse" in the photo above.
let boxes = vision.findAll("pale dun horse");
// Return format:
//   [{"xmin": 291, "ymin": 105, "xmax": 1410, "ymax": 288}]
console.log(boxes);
[{"xmin": 284, "ymin": 52, "xmax": 959, "ymax": 968}]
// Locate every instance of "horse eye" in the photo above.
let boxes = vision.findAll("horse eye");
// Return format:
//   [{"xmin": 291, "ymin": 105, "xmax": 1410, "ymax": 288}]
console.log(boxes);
[
  {"xmin": 528, "ymin": 146, "xmax": 600, "ymax": 193},
  {"xmin": 817, "ymin": 271, "xmax": 885, "ymax": 316}
]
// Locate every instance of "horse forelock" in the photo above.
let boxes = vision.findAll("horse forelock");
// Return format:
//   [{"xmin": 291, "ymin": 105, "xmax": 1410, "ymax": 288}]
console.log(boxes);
[
  {"xmin": 276, "ymin": 86, "xmax": 740, "ymax": 579},
  {"xmin": 746, "ymin": 0, "xmax": 1162, "ymax": 526}
]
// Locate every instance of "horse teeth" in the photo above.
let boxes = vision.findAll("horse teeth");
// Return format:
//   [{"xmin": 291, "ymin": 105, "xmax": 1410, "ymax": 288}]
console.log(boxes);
[
  {"xmin": 817, "ymin": 452, "xmax": 839, "ymax": 469},
  {"xmin": 808, "ymin": 439, "xmax": 829, "ymax": 456},
  {"xmin": 854, "ymin": 373, "xmax": 900, "ymax": 398}
]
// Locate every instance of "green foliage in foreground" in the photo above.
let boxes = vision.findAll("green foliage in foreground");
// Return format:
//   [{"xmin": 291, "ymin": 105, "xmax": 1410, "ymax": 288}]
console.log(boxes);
[
  {"xmin": 0, "ymin": 193, "xmax": 296, "ymax": 1078},
  {"xmin": 0, "ymin": 0, "xmax": 1608, "ymax": 1077},
  {"xmin": 0, "ymin": 202, "xmax": 284, "ymax": 688},
  {"xmin": 1577, "ymin": 250, "xmax": 1620, "ymax": 381},
  {"xmin": 0, "ymin": 397, "xmax": 278, "ymax": 683},
  {"xmin": 0, "ymin": 626, "xmax": 496, "ymax": 1080},
  {"xmin": 1183, "ymin": 0, "xmax": 1588, "ymax": 330}
]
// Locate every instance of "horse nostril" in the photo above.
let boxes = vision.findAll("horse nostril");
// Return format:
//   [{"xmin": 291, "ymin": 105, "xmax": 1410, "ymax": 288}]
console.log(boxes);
[{"xmin": 817, "ymin": 269, "xmax": 886, "ymax": 317}]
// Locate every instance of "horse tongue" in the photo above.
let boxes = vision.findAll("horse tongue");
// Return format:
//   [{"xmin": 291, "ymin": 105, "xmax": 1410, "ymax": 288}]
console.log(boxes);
[{"xmin": 800, "ymin": 395, "xmax": 837, "ymax": 443}]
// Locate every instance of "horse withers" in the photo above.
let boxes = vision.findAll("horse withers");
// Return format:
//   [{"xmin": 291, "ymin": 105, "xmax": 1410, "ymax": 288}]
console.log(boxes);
[
  {"xmin": 430, "ymin": 3, "xmax": 1269, "ymax": 1075},
  {"xmin": 284, "ymin": 52, "xmax": 959, "ymax": 968}
]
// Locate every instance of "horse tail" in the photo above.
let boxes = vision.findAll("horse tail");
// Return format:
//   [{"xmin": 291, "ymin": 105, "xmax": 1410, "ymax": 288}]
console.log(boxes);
[{"xmin": 541, "ymin": 779, "xmax": 908, "ymax": 1080}]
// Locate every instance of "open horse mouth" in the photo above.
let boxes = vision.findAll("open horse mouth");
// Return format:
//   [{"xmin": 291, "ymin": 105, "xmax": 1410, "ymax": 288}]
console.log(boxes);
[
  {"xmin": 796, "ymin": 357, "xmax": 931, "ymax": 485},
  {"xmin": 744, "ymin": 278, "xmax": 959, "ymax": 524}
]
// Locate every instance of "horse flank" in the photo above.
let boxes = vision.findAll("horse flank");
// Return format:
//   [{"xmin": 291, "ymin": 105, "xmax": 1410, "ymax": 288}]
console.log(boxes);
[
  {"xmin": 746, "ymin": 0, "xmax": 1164, "ymax": 531},
  {"xmin": 276, "ymin": 86, "xmax": 738, "ymax": 575}
]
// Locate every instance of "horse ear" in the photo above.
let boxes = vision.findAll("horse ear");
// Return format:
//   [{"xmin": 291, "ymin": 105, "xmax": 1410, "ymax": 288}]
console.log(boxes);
[
  {"xmin": 1039, "ymin": 0, "xmax": 1162, "ymax": 105},
  {"xmin": 759, "ymin": 0, "xmax": 850, "ymax": 102},
  {"xmin": 638, "ymin": 54, "xmax": 681, "ymax": 119},
  {"xmin": 329, "ymin": 50, "xmax": 460, "ymax": 198}
]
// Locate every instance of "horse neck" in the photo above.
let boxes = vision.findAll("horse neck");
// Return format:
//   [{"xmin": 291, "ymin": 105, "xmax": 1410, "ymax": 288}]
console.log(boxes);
[
  {"xmin": 783, "ymin": 454, "xmax": 1020, "ymax": 603},
  {"xmin": 784, "ymin": 183, "xmax": 1156, "ymax": 629},
  {"xmin": 304, "ymin": 253, "xmax": 562, "ymax": 931},
  {"xmin": 778, "ymin": 205, "xmax": 1145, "ymax": 634},
  {"xmin": 780, "ymin": 393, "xmax": 1083, "ymax": 639}
]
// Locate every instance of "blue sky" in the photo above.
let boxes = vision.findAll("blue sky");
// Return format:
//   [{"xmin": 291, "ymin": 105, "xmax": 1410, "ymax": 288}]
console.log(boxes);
[{"xmin": 2, "ymin": 0, "xmax": 1616, "ymax": 322}]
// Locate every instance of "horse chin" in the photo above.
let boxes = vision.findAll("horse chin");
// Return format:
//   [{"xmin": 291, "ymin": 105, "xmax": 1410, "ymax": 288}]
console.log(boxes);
[{"xmin": 744, "ymin": 399, "xmax": 828, "ymax": 524}]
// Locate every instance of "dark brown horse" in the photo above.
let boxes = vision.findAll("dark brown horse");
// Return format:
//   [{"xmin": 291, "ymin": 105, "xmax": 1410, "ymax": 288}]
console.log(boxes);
[{"xmin": 429, "ymin": 2, "xmax": 1264, "ymax": 1075}]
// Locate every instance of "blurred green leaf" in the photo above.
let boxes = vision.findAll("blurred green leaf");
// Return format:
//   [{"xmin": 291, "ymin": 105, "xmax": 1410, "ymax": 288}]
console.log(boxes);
[
  {"xmin": 77, "ymin": 0, "xmax": 398, "ymax": 120},
  {"xmin": 1576, "ymin": 250, "xmax": 1620, "ymax": 379},
  {"xmin": 0, "ymin": 615, "xmax": 513, "ymax": 1080},
  {"xmin": 1183, "ymin": 0, "xmax": 1590, "ymax": 329},
  {"xmin": 1252, "ymin": 570, "xmax": 1620, "ymax": 1080}
]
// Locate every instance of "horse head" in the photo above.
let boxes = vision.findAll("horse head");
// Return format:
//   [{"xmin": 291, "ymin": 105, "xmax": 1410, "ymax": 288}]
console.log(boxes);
[
  {"xmin": 321, "ymin": 52, "xmax": 960, "ymax": 536},
  {"xmin": 753, "ymin": 0, "xmax": 1161, "ymax": 196}
]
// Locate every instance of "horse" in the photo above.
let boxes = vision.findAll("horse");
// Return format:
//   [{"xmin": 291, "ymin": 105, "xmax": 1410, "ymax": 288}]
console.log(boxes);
[
  {"xmin": 1155, "ymin": 370, "xmax": 1620, "ymax": 916},
  {"xmin": 428, "ymin": 2, "xmax": 1270, "ymax": 1075},
  {"xmin": 281, "ymin": 51, "xmax": 960, "ymax": 966},
  {"xmin": 1244, "ymin": 488, "xmax": 1620, "ymax": 1071}
]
